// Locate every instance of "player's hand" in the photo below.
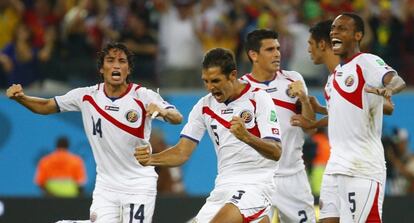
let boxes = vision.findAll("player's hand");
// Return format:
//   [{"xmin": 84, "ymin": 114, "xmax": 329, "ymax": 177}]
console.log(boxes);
[
  {"xmin": 365, "ymin": 86, "xmax": 393, "ymax": 98},
  {"xmin": 230, "ymin": 116, "xmax": 249, "ymax": 141},
  {"xmin": 289, "ymin": 81, "xmax": 306, "ymax": 100},
  {"xmin": 6, "ymin": 84, "xmax": 25, "ymax": 100},
  {"xmin": 134, "ymin": 145, "xmax": 152, "ymax": 166},
  {"xmin": 146, "ymin": 103, "xmax": 165, "ymax": 119},
  {"xmin": 290, "ymin": 114, "xmax": 315, "ymax": 129}
]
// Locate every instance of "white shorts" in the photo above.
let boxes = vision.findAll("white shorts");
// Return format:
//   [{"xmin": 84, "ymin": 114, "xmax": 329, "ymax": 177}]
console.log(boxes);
[
  {"xmin": 319, "ymin": 174, "xmax": 384, "ymax": 222},
  {"xmin": 271, "ymin": 169, "xmax": 316, "ymax": 223},
  {"xmin": 193, "ymin": 184, "xmax": 272, "ymax": 223},
  {"xmin": 90, "ymin": 187, "xmax": 156, "ymax": 223}
]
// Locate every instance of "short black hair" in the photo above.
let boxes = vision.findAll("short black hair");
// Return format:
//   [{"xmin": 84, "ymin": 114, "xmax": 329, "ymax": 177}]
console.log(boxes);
[
  {"xmin": 56, "ymin": 137, "xmax": 69, "ymax": 149},
  {"xmin": 245, "ymin": 29, "xmax": 278, "ymax": 62},
  {"xmin": 341, "ymin": 12, "xmax": 365, "ymax": 36},
  {"xmin": 309, "ymin": 20, "xmax": 333, "ymax": 46},
  {"xmin": 202, "ymin": 48, "xmax": 236, "ymax": 77},
  {"xmin": 96, "ymin": 42, "xmax": 134, "ymax": 74}
]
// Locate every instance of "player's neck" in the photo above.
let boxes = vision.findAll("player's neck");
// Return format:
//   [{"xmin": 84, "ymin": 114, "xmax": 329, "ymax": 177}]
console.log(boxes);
[
  {"xmin": 324, "ymin": 52, "xmax": 340, "ymax": 73},
  {"xmin": 340, "ymin": 48, "xmax": 361, "ymax": 63},
  {"xmin": 250, "ymin": 66, "xmax": 276, "ymax": 82},
  {"xmin": 104, "ymin": 83, "xmax": 130, "ymax": 97},
  {"xmin": 229, "ymin": 81, "xmax": 247, "ymax": 102}
]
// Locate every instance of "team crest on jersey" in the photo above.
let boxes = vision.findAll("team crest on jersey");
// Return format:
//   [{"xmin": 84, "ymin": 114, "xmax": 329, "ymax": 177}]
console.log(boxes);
[
  {"xmin": 125, "ymin": 110, "xmax": 139, "ymax": 123},
  {"xmin": 221, "ymin": 108, "xmax": 234, "ymax": 114},
  {"xmin": 272, "ymin": 128, "xmax": 279, "ymax": 135},
  {"xmin": 265, "ymin": 87, "xmax": 278, "ymax": 93},
  {"xmin": 344, "ymin": 75, "xmax": 355, "ymax": 87},
  {"xmin": 239, "ymin": 110, "xmax": 253, "ymax": 123},
  {"xmin": 286, "ymin": 89, "xmax": 296, "ymax": 98}
]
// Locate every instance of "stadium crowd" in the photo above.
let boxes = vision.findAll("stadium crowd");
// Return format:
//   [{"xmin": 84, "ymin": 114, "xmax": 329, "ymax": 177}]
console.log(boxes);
[{"xmin": 0, "ymin": 0, "xmax": 413, "ymax": 91}]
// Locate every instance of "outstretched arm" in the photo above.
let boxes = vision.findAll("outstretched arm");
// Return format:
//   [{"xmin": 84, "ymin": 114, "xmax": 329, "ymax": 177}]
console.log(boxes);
[
  {"xmin": 6, "ymin": 84, "xmax": 58, "ymax": 115},
  {"xmin": 146, "ymin": 103, "xmax": 183, "ymax": 124},
  {"xmin": 135, "ymin": 137, "xmax": 197, "ymax": 167}
]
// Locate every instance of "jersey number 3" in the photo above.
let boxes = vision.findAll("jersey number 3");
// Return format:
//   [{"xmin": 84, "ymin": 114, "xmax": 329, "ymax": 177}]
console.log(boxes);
[{"xmin": 92, "ymin": 117, "xmax": 102, "ymax": 138}]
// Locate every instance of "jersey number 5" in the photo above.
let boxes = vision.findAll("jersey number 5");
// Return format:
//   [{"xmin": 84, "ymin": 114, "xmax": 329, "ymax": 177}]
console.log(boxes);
[
  {"xmin": 92, "ymin": 117, "xmax": 102, "ymax": 138},
  {"xmin": 211, "ymin": 125, "xmax": 219, "ymax": 145}
]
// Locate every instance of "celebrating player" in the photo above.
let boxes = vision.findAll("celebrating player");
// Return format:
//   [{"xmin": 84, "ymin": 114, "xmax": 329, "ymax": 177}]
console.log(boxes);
[
  {"xmin": 6, "ymin": 42, "xmax": 183, "ymax": 223},
  {"xmin": 317, "ymin": 13, "xmax": 406, "ymax": 223},
  {"xmin": 240, "ymin": 29, "xmax": 316, "ymax": 223},
  {"xmin": 135, "ymin": 48, "xmax": 282, "ymax": 223}
]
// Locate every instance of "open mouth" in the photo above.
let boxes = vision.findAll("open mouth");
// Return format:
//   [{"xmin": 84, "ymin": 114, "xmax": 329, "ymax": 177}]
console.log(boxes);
[
  {"xmin": 331, "ymin": 38, "xmax": 343, "ymax": 50},
  {"xmin": 212, "ymin": 91, "xmax": 223, "ymax": 101},
  {"xmin": 112, "ymin": 71, "xmax": 121, "ymax": 77}
]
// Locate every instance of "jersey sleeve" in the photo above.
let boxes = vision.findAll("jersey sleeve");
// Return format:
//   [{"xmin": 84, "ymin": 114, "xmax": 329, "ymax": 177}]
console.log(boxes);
[
  {"xmin": 362, "ymin": 54, "xmax": 397, "ymax": 88},
  {"xmin": 141, "ymin": 88, "xmax": 177, "ymax": 122},
  {"xmin": 180, "ymin": 98, "xmax": 206, "ymax": 143},
  {"xmin": 254, "ymin": 90, "xmax": 282, "ymax": 142},
  {"xmin": 55, "ymin": 87, "xmax": 90, "ymax": 112},
  {"xmin": 144, "ymin": 89, "xmax": 176, "ymax": 110}
]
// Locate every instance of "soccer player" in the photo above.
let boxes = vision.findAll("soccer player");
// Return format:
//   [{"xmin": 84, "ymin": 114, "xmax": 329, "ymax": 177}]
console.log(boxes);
[
  {"xmin": 239, "ymin": 29, "xmax": 316, "ymax": 223},
  {"xmin": 291, "ymin": 19, "xmax": 394, "ymax": 129},
  {"xmin": 317, "ymin": 13, "xmax": 406, "ymax": 223},
  {"xmin": 135, "ymin": 48, "xmax": 282, "ymax": 223},
  {"xmin": 6, "ymin": 42, "xmax": 183, "ymax": 223}
]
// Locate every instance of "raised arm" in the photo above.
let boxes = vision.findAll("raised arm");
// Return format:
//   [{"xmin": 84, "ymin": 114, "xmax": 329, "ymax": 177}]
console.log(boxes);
[
  {"xmin": 6, "ymin": 84, "xmax": 58, "ymax": 115},
  {"xmin": 135, "ymin": 137, "xmax": 197, "ymax": 167}
]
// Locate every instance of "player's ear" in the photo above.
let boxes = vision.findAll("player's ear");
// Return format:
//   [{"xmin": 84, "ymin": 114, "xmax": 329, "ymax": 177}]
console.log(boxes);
[
  {"xmin": 229, "ymin": 70, "xmax": 237, "ymax": 81},
  {"xmin": 319, "ymin": 40, "xmax": 326, "ymax": 50},
  {"xmin": 248, "ymin": 50, "xmax": 258, "ymax": 63},
  {"xmin": 355, "ymin": 31, "xmax": 363, "ymax": 42}
]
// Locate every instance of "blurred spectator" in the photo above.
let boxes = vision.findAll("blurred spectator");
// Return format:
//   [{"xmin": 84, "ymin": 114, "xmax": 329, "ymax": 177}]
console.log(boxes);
[
  {"xmin": 0, "ymin": 22, "xmax": 53, "ymax": 88},
  {"xmin": 34, "ymin": 136, "xmax": 87, "ymax": 198},
  {"xmin": 23, "ymin": 0, "xmax": 59, "ymax": 48},
  {"xmin": 400, "ymin": 0, "xmax": 414, "ymax": 85},
  {"xmin": 60, "ymin": 0, "xmax": 101, "ymax": 86},
  {"xmin": 120, "ymin": 13, "xmax": 158, "ymax": 87},
  {"xmin": 310, "ymin": 127, "xmax": 330, "ymax": 197},
  {"xmin": 194, "ymin": 18, "xmax": 239, "ymax": 54},
  {"xmin": 157, "ymin": 0, "xmax": 203, "ymax": 89},
  {"xmin": 368, "ymin": 0, "xmax": 403, "ymax": 71},
  {"xmin": 385, "ymin": 128, "xmax": 414, "ymax": 195},
  {"xmin": 0, "ymin": 0, "xmax": 25, "ymax": 49},
  {"xmin": 150, "ymin": 129, "xmax": 185, "ymax": 194}
]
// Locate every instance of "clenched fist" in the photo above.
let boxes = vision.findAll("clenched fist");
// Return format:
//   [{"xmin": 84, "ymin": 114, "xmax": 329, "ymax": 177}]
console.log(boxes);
[
  {"xmin": 230, "ymin": 116, "xmax": 249, "ymax": 141},
  {"xmin": 6, "ymin": 84, "xmax": 25, "ymax": 100},
  {"xmin": 134, "ymin": 145, "xmax": 152, "ymax": 166}
]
